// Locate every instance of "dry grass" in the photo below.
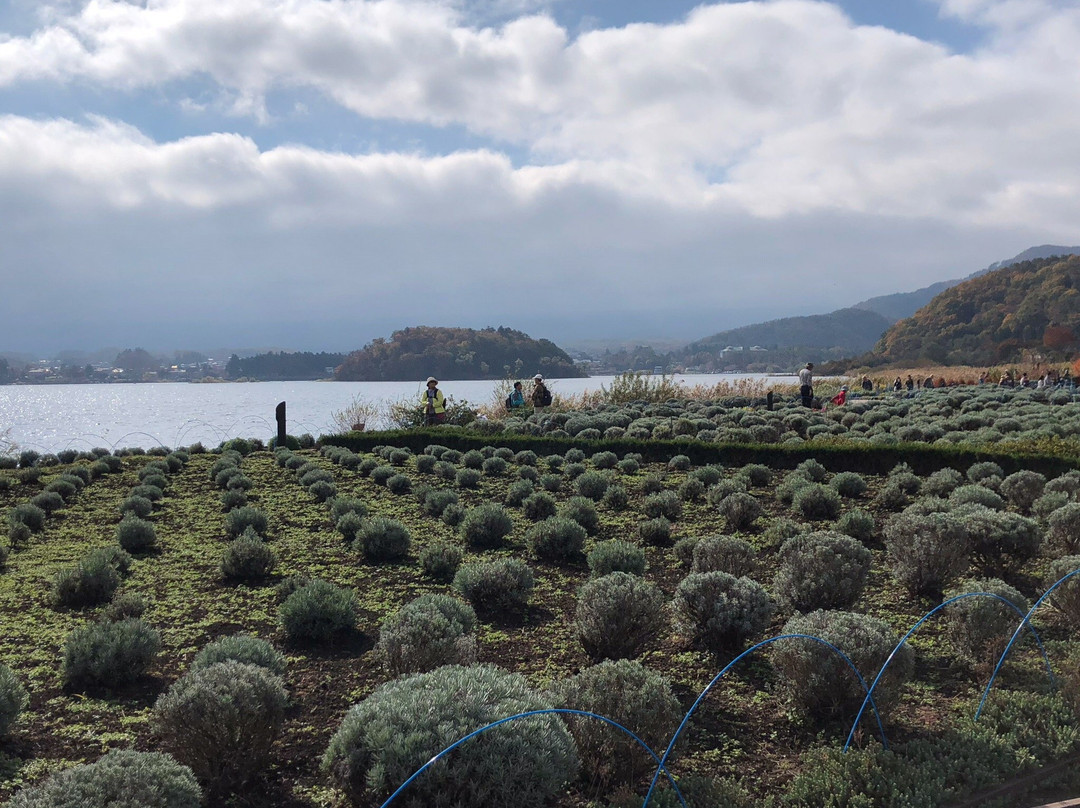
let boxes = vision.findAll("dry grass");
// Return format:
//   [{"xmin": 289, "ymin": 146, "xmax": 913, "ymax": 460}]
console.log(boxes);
[{"xmin": 473, "ymin": 375, "xmax": 805, "ymax": 420}]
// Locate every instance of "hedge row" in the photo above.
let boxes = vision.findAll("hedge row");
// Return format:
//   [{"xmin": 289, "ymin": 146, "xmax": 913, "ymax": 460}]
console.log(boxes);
[{"xmin": 319, "ymin": 429, "xmax": 1080, "ymax": 477}]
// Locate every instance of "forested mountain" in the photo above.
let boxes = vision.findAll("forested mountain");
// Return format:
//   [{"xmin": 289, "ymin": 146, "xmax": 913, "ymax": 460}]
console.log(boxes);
[
  {"xmin": 853, "ymin": 244, "xmax": 1080, "ymax": 322},
  {"xmin": 335, "ymin": 326, "xmax": 586, "ymax": 381},
  {"xmin": 874, "ymin": 255, "xmax": 1080, "ymax": 365},
  {"xmin": 678, "ymin": 308, "xmax": 892, "ymax": 358},
  {"xmin": 226, "ymin": 352, "xmax": 346, "ymax": 380}
]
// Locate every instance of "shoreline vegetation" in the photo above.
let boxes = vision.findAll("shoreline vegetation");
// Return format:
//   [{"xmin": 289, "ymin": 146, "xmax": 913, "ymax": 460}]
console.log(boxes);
[{"xmin": 2, "ymin": 378, "xmax": 1080, "ymax": 807}]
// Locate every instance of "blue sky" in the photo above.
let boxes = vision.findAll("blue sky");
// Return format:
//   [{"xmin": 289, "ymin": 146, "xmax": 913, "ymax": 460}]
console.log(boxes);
[{"xmin": 1, "ymin": 0, "xmax": 1078, "ymax": 354}]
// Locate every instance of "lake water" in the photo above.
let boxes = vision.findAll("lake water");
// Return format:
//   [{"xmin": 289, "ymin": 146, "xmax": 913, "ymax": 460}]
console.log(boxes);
[{"xmin": 0, "ymin": 373, "xmax": 797, "ymax": 454}]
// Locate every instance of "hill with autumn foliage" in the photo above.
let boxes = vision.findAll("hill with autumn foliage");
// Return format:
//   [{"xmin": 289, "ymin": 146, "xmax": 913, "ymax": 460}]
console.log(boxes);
[
  {"xmin": 873, "ymin": 254, "xmax": 1080, "ymax": 366},
  {"xmin": 334, "ymin": 326, "xmax": 586, "ymax": 381}
]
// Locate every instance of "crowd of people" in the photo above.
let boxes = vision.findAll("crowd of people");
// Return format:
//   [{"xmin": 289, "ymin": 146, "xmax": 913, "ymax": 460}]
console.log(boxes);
[{"xmin": 798, "ymin": 362, "xmax": 1077, "ymax": 410}]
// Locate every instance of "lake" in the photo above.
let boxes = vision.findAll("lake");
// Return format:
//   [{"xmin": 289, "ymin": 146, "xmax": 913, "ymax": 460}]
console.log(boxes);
[{"xmin": 0, "ymin": 373, "xmax": 797, "ymax": 454}]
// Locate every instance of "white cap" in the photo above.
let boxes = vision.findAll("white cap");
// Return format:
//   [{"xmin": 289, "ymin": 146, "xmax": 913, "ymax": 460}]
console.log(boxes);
[
  {"xmin": 533, "ymin": 374, "xmax": 544, "ymax": 381},
  {"xmin": 426, "ymin": 376, "xmax": 438, "ymax": 383}
]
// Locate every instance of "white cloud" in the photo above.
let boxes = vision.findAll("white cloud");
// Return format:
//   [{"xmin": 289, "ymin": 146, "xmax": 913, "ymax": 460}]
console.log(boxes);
[
  {"xmin": 0, "ymin": 0, "xmax": 1079, "ymax": 231},
  {"xmin": 1, "ymin": 1, "xmax": 1080, "ymax": 351}
]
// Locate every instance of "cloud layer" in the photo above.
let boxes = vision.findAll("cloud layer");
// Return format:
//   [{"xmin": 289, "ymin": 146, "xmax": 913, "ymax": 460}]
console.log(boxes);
[{"xmin": 1, "ymin": 0, "xmax": 1078, "ymax": 351}]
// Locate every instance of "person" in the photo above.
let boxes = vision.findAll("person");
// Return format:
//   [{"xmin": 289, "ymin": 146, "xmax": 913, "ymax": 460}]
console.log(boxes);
[
  {"xmin": 422, "ymin": 376, "xmax": 446, "ymax": 425},
  {"xmin": 905, "ymin": 375, "xmax": 914, "ymax": 391},
  {"xmin": 1018, "ymin": 373, "xmax": 1029, "ymax": 388},
  {"xmin": 924, "ymin": 375, "xmax": 934, "ymax": 389},
  {"xmin": 893, "ymin": 376, "xmax": 902, "ymax": 392},
  {"xmin": 861, "ymin": 375, "xmax": 873, "ymax": 392},
  {"xmin": 798, "ymin": 363, "xmax": 814, "ymax": 408},
  {"xmin": 531, "ymin": 374, "xmax": 553, "ymax": 409},
  {"xmin": 978, "ymin": 372, "xmax": 987, "ymax": 385},
  {"xmin": 505, "ymin": 381, "xmax": 526, "ymax": 411},
  {"xmin": 830, "ymin": 386, "xmax": 847, "ymax": 406}
]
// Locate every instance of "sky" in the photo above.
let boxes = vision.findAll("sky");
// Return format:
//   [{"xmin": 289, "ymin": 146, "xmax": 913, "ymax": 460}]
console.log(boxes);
[{"xmin": 2, "ymin": 0, "xmax": 1079, "ymax": 355}]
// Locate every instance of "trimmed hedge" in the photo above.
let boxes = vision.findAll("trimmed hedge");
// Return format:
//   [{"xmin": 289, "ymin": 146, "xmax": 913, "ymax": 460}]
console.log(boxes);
[{"xmin": 320, "ymin": 428, "xmax": 1080, "ymax": 478}]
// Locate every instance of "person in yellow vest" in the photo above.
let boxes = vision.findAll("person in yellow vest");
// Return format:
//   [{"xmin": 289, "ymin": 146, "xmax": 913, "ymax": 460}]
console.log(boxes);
[{"xmin": 422, "ymin": 376, "xmax": 446, "ymax": 425}]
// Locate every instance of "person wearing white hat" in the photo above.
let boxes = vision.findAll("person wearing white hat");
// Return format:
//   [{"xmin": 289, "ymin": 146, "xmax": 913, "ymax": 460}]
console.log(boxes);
[
  {"xmin": 422, "ymin": 376, "xmax": 446, "ymax": 425},
  {"xmin": 530, "ymin": 374, "xmax": 552, "ymax": 410}
]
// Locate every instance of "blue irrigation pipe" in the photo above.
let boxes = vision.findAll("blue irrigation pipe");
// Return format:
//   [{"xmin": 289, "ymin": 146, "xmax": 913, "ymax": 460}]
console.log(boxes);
[
  {"xmin": 976, "ymin": 568, "xmax": 1080, "ymax": 721},
  {"xmin": 844, "ymin": 591, "xmax": 1055, "ymax": 753},
  {"xmin": 377, "ymin": 708, "xmax": 688, "ymax": 808},
  {"xmin": 643, "ymin": 633, "xmax": 888, "ymax": 808}
]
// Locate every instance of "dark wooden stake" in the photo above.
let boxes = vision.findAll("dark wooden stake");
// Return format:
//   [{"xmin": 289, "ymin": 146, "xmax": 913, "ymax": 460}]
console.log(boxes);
[{"xmin": 276, "ymin": 401, "xmax": 287, "ymax": 446}]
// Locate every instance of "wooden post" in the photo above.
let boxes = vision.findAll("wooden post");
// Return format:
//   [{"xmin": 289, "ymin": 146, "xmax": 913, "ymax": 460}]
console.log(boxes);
[{"xmin": 276, "ymin": 401, "xmax": 287, "ymax": 447}]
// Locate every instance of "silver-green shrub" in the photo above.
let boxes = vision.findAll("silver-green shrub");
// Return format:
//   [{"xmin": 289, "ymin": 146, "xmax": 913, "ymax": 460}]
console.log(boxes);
[
  {"xmin": 526, "ymin": 517, "xmax": 586, "ymax": 561},
  {"xmin": 774, "ymin": 531, "xmax": 871, "ymax": 612},
  {"xmin": 1046, "ymin": 556, "xmax": 1080, "ymax": 624},
  {"xmin": 0, "ymin": 663, "xmax": 28, "ymax": 738},
  {"xmin": 220, "ymin": 529, "xmax": 278, "ymax": 580},
  {"xmin": 950, "ymin": 485, "xmax": 1005, "ymax": 511},
  {"xmin": 419, "ymin": 541, "xmax": 463, "ymax": 582},
  {"xmin": 279, "ymin": 580, "xmax": 356, "ymax": 642},
  {"xmin": 7, "ymin": 503, "xmax": 46, "ymax": 534},
  {"xmin": 1000, "ymin": 470, "xmax": 1046, "ymax": 513},
  {"xmin": 692, "ymin": 535, "xmax": 755, "ymax": 577},
  {"xmin": 353, "ymin": 516, "xmax": 409, "ymax": 562},
  {"xmin": 717, "ymin": 492, "xmax": 762, "ymax": 531},
  {"xmin": 421, "ymin": 489, "xmax": 457, "ymax": 518},
  {"xmin": 1048, "ymin": 503, "xmax": 1080, "ymax": 554},
  {"xmin": 1033, "ymin": 491, "xmax": 1070, "ymax": 520},
  {"xmin": 871, "ymin": 479, "xmax": 910, "ymax": 512},
  {"xmin": 224, "ymin": 506, "xmax": 268, "ymax": 539},
  {"xmin": 576, "ymin": 470, "xmax": 612, "ymax": 501},
  {"xmin": 672, "ymin": 572, "xmax": 773, "ymax": 651},
  {"xmin": 967, "ymin": 461, "xmax": 1005, "ymax": 484},
  {"xmin": 460, "ymin": 503, "xmax": 514, "ymax": 549},
  {"xmin": 772, "ymin": 610, "xmax": 913, "ymax": 721},
  {"xmin": 62, "ymin": 618, "xmax": 160, "ymax": 689},
  {"xmin": 322, "ymin": 664, "xmax": 578, "ymax": 808},
  {"xmin": 639, "ymin": 516, "xmax": 672, "ymax": 546},
  {"xmin": 559, "ymin": 497, "xmax": 600, "ymax": 535},
  {"xmin": 505, "ymin": 479, "xmax": 535, "ymax": 507},
  {"xmin": 668, "ymin": 455, "xmax": 691, "ymax": 471},
  {"xmin": 453, "ymin": 558, "xmax": 534, "ymax": 612},
  {"xmin": 190, "ymin": 635, "xmax": 286, "ymax": 677},
  {"xmin": 53, "ymin": 552, "xmax": 121, "ymax": 608},
  {"xmin": 795, "ymin": 458, "xmax": 827, "ymax": 482},
  {"xmin": 883, "ymin": 507, "xmax": 969, "ymax": 596},
  {"xmin": 116, "ymin": 514, "xmax": 156, "ymax": 552},
  {"xmin": 644, "ymin": 490, "xmax": 683, "ymax": 521},
  {"xmin": 574, "ymin": 572, "xmax": 665, "ymax": 661},
  {"xmin": 942, "ymin": 578, "xmax": 1028, "ymax": 669},
  {"xmin": 603, "ymin": 483, "xmax": 629, "ymax": 510},
  {"xmin": 587, "ymin": 540, "xmax": 646, "ymax": 578},
  {"xmin": 153, "ymin": 661, "xmax": 287, "ymax": 795},
  {"xmin": 522, "ymin": 491, "xmax": 557, "ymax": 522},
  {"xmin": 923, "ymin": 468, "xmax": 964, "ymax": 498},
  {"xmin": 6, "ymin": 750, "xmax": 201, "ymax": 808},
  {"xmin": 377, "ymin": 594, "xmax": 477, "ymax": 676},
  {"xmin": 830, "ymin": 472, "xmax": 867, "ymax": 498},
  {"xmin": 954, "ymin": 504, "xmax": 1041, "ymax": 571},
  {"xmin": 549, "ymin": 659, "xmax": 679, "ymax": 788},
  {"xmin": 835, "ymin": 508, "xmax": 875, "ymax": 543}
]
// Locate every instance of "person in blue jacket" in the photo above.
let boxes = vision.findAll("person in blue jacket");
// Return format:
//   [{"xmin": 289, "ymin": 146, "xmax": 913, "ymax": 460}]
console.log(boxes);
[{"xmin": 506, "ymin": 381, "xmax": 526, "ymax": 411}]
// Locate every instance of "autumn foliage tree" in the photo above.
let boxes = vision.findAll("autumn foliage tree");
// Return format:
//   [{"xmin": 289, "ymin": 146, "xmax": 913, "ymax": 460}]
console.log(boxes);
[{"xmin": 335, "ymin": 326, "xmax": 585, "ymax": 381}]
